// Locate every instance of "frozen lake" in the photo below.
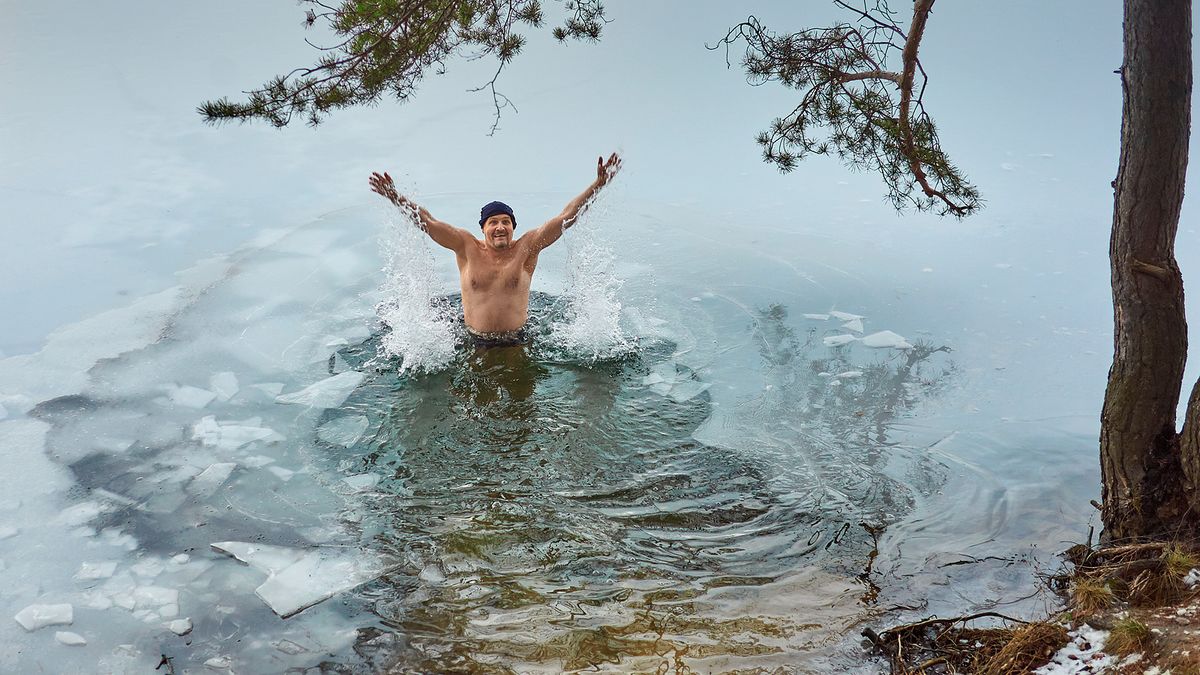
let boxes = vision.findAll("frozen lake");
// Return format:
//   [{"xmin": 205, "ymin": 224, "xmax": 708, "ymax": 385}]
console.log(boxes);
[{"xmin": 4, "ymin": 1, "xmax": 1200, "ymax": 672}]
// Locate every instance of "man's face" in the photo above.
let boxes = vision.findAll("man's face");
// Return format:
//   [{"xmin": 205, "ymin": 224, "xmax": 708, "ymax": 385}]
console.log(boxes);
[{"xmin": 482, "ymin": 214, "xmax": 514, "ymax": 249}]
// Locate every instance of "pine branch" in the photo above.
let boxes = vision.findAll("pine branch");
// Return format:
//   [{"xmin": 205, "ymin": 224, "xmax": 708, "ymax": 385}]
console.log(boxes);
[
  {"xmin": 713, "ymin": 1, "xmax": 981, "ymax": 218},
  {"xmin": 198, "ymin": 0, "xmax": 606, "ymax": 130}
]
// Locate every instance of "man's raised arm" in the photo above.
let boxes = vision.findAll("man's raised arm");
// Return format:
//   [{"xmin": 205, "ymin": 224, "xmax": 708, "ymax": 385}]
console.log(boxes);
[
  {"xmin": 369, "ymin": 171, "xmax": 469, "ymax": 252},
  {"xmin": 525, "ymin": 153, "xmax": 622, "ymax": 251}
]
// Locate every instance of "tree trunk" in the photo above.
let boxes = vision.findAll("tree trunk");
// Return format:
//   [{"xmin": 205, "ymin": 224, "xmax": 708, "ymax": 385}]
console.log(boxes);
[{"xmin": 1100, "ymin": 0, "xmax": 1193, "ymax": 540}]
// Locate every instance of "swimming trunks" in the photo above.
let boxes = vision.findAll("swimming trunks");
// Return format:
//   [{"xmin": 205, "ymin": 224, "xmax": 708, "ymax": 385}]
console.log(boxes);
[{"xmin": 465, "ymin": 325, "xmax": 531, "ymax": 348}]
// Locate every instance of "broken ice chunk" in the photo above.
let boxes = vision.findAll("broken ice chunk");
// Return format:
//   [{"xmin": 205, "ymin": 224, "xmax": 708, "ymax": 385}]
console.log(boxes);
[
  {"xmin": 861, "ymin": 330, "xmax": 914, "ymax": 349},
  {"xmin": 0, "ymin": 526, "xmax": 17, "ymax": 540},
  {"xmin": 267, "ymin": 466, "xmax": 295, "ymax": 482},
  {"xmin": 133, "ymin": 586, "xmax": 178, "ymax": 608},
  {"xmin": 159, "ymin": 603, "xmax": 179, "ymax": 618},
  {"xmin": 192, "ymin": 416, "xmax": 282, "ymax": 451},
  {"xmin": 342, "ymin": 473, "xmax": 381, "ymax": 492},
  {"xmin": 167, "ymin": 618, "xmax": 192, "ymax": 635},
  {"xmin": 130, "ymin": 557, "xmax": 165, "ymax": 578},
  {"xmin": 841, "ymin": 318, "xmax": 865, "ymax": 333},
  {"xmin": 14, "ymin": 603, "xmax": 73, "ymax": 631},
  {"xmin": 802, "ymin": 313, "xmax": 830, "ymax": 320},
  {"xmin": 56, "ymin": 501, "xmax": 105, "ymax": 527},
  {"xmin": 212, "ymin": 541, "xmax": 397, "ymax": 618},
  {"xmin": 171, "ymin": 554, "xmax": 190, "ymax": 565},
  {"xmin": 75, "ymin": 561, "xmax": 118, "ymax": 581},
  {"xmin": 188, "ymin": 463, "xmax": 237, "ymax": 497},
  {"xmin": 55, "ymin": 631, "xmax": 87, "ymax": 646},
  {"xmin": 274, "ymin": 639, "xmax": 307, "ymax": 655},
  {"xmin": 275, "ymin": 371, "xmax": 364, "ymax": 409},
  {"xmin": 205, "ymin": 656, "xmax": 232, "ymax": 669},
  {"xmin": 835, "ymin": 370, "xmax": 864, "ymax": 379},
  {"xmin": 667, "ymin": 380, "xmax": 711, "ymax": 403},
  {"xmin": 316, "ymin": 415, "xmax": 369, "ymax": 447},
  {"xmin": 252, "ymin": 382, "xmax": 285, "ymax": 396},
  {"xmin": 211, "ymin": 542, "xmax": 307, "ymax": 576},
  {"xmin": 823, "ymin": 335, "xmax": 858, "ymax": 347},
  {"xmin": 166, "ymin": 385, "xmax": 217, "ymax": 409},
  {"xmin": 829, "ymin": 310, "xmax": 864, "ymax": 321},
  {"xmin": 209, "ymin": 372, "xmax": 239, "ymax": 402},
  {"xmin": 257, "ymin": 548, "xmax": 397, "ymax": 618},
  {"xmin": 242, "ymin": 455, "xmax": 276, "ymax": 468}
]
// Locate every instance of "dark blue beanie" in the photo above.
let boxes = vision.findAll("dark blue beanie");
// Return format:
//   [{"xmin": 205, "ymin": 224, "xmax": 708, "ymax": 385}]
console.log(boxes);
[{"xmin": 479, "ymin": 201, "xmax": 516, "ymax": 229}]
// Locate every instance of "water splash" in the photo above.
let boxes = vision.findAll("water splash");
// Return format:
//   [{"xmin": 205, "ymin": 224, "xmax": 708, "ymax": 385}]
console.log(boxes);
[
  {"xmin": 374, "ymin": 208, "xmax": 457, "ymax": 373},
  {"xmin": 548, "ymin": 212, "xmax": 635, "ymax": 361}
]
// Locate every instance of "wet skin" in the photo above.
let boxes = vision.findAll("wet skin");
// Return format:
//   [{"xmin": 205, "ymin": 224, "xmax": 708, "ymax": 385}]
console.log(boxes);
[{"xmin": 369, "ymin": 153, "xmax": 621, "ymax": 333}]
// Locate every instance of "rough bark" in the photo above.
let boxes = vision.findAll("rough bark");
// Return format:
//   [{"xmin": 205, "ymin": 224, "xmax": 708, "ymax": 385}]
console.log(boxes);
[{"xmin": 1100, "ymin": 0, "xmax": 1193, "ymax": 540}]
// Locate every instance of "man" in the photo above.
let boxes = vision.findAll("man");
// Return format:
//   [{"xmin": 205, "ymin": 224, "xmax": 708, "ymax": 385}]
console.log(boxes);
[{"xmin": 368, "ymin": 153, "xmax": 621, "ymax": 347}]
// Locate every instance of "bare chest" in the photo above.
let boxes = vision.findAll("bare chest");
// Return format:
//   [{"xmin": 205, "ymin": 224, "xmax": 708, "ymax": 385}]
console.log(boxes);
[{"xmin": 461, "ymin": 253, "xmax": 534, "ymax": 293}]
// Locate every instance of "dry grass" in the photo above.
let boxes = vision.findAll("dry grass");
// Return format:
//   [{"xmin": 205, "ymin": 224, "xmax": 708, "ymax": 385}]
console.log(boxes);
[
  {"xmin": 1069, "ymin": 576, "xmax": 1116, "ymax": 616},
  {"xmin": 1104, "ymin": 616, "xmax": 1152, "ymax": 655},
  {"xmin": 976, "ymin": 621, "xmax": 1068, "ymax": 675}
]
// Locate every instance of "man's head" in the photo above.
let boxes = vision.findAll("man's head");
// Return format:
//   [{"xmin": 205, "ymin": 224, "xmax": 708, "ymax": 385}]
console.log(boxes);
[{"xmin": 479, "ymin": 201, "xmax": 516, "ymax": 249}]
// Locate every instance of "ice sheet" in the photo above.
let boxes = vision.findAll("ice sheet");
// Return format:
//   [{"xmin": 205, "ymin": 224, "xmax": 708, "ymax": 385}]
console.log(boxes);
[
  {"xmin": 211, "ymin": 541, "xmax": 397, "ymax": 618},
  {"xmin": 861, "ymin": 330, "xmax": 914, "ymax": 349},
  {"xmin": 55, "ymin": 631, "xmax": 87, "ymax": 646},
  {"xmin": 275, "ymin": 372, "xmax": 365, "ymax": 409},
  {"xmin": 14, "ymin": 603, "xmax": 73, "ymax": 631},
  {"xmin": 315, "ymin": 415, "xmax": 369, "ymax": 447},
  {"xmin": 822, "ymin": 334, "xmax": 858, "ymax": 347},
  {"xmin": 188, "ymin": 463, "xmax": 237, "ymax": 497},
  {"xmin": 209, "ymin": 371, "xmax": 239, "ymax": 401}
]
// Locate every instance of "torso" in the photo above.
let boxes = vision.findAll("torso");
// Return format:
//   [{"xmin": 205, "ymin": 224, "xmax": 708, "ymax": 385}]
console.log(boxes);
[{"xmin": 457, "ymin": 238, "xmax": 539, "ymax": 332}]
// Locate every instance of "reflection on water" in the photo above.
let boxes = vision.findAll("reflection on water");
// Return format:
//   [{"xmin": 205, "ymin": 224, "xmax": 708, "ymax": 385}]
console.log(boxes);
[{"xmin": 307, "ymin": 297, "xmax": 956, "ymax": 671}]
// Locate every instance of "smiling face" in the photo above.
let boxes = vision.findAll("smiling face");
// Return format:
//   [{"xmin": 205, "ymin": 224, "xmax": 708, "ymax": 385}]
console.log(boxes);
[{"xmin": 482, "ymin": 214, "xmax": 515, "ymax": 250}]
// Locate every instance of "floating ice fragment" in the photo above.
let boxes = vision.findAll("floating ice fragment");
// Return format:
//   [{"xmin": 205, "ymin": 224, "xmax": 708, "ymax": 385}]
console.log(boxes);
[
  {"xmin": 274, "ymin": 639, "xmax": 307, "ymax": 655},
  {"xmin": 171, "ymin": 554, "xmax": 190, "ymax": 565},
  {"xmin": 188, "ymin": 463, "xmax": 237, "ymax": 497},
  {"xmin": 159, "ymin": 603, "xmax": 179, "ymax": 618},
  {"xmin": 133, "ymin": 586, "xmax": 178, "ymax": 608},
  {"xmin": 0, "ymin": 526, "xmax": 17, "ymax": 540},
  {"xmin": 55, "ymin": 631, "xmax": 87, "ymax": 646},
  {"xmin": 994, "ymin": 263, "xmax": 1012, "ymax": 270},
  {"xmin": 81, "ymin": 591, "xmax": 112, "ymax": 610},
  {"xmin": 166, "ymin": 385, "xmax": 217, "ymax": 409},
  {"xmin": 75, "ymin": 561, "xmax": 118, "ymax": 581},
  {"xmin": 267, "ymin": 466, "xmax": 295, "ymax": 482},
  {"xmin": 209, "ymin": 372, "xmax": 239, "ymax": 402},
  {"xmin": 829, "ymin": 311, "xmax": 864, "ymax": 321},
  {"xmin": 242, "ymin": 455, "xmax": 276, "ymax": 468},
  {"xmin": 56, "ymin": 501, "xmax": 104, "ymax": 527},
  {"xmin": 861, "ymin": 330, "xmax": 913, "ymax": 349},
  {"xmin": 666, "ymin": 380, "xmax": 711, "ymax": 403},
  {"xmin": 205, "ymin": 656, "xmax": 232, "ymax": 669},
  {"xmin": 212, "ymin": 541, "xmax": 398, "ymax": 618},
  {"xmin": 211, "ymin": 542, "xmax": 306, "ymax": 576},
  {"xmin": 192, "ymin": 416, "xmax": 282, "ymax": 450},
  {"xmin": 252, "ymin": 382, "xmax": 285, "ymax": 396},
  {"xmin": 316, "ymin": 415, "xmax": 370, "ymax": 447},
  {"xmin": 836, "ymin": 371, "xmax": 864, "ymax": 379},
  {"xmin": 921, "ymin": 267, "xmax": 934, "ymax": 273},
  {"xmin": 802, "ymin": 313, "xmax": 830, "ymax": 320},
  {"xmin": 841, "ymin": 318, "xmax": 864, "ymax": 333},
  {"xmin": 343, "ymin": 473, "xmax": 381, "ymax": 492},
  {"xmin": 130, "ymin": 557, "xmax": 165, "ymax": 578},
  {"xmin": 823, "ymin": 335, "xmax": 858, "ymax": 347},
  {"xmin": 167, "ymin": 618, "xmax": 192, "ymax": 635},
  {"xmin": 14, "ymin": 603, "xmax": 73, "ymax": 631},
  {"xmin": 275, "ymin": 371, "xmax": 364, "ymax": 409}
]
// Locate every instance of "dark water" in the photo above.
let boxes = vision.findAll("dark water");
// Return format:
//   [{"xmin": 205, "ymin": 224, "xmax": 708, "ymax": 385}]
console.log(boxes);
[{"xmin": 292, "ymin": 294, "xmax": 955, "ymax": 672}]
